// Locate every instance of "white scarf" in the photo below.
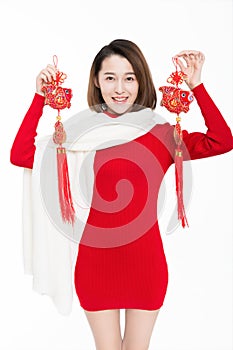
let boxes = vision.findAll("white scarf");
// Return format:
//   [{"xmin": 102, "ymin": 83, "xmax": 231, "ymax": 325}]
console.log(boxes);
[{"xmin": 22, "ymin": 107, "xmax": 171, "ymax": 315}]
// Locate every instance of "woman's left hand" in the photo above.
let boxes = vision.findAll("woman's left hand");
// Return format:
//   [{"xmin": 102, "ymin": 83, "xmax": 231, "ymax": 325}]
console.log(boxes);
[{"xmin": 174, "ymin": 50, "xmax": 205, "ymax": 90}]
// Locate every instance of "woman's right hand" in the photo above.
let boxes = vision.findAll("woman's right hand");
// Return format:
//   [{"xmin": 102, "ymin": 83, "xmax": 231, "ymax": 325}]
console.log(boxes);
[{"xmin": 36, "ymin": 64, "xmax": 57, "ymax": 96}]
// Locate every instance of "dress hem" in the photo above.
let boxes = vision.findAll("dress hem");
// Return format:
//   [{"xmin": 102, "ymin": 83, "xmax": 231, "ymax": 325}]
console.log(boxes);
[{"xmin": 80, "ymin": 302, "xmax": 164, "ymax": 312}]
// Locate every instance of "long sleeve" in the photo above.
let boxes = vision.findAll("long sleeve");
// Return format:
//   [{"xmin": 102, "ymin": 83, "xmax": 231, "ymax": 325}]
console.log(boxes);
[
  {"xmin": 10, "ymin": 93, "xmax": 45, "ymax": 169},
  {"xmin": 179, "ymin": 83, "xmax": 233, "ymax": 160}
]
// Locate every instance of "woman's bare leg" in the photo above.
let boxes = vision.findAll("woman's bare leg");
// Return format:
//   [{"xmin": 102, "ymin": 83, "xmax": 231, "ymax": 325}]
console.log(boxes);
[
  {"xmin": 84, "ymin": 309, "xmax": 122, "ymax": 350},
  {"xmin": 121, "ymin": 308, "xmax": 160, "ymax": 350}
]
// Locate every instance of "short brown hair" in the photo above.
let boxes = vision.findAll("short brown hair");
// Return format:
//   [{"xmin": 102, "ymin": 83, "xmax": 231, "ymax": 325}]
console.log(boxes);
[{"xmin": 87, "ymin": 39, "xmax": 157, "ymax": 112}]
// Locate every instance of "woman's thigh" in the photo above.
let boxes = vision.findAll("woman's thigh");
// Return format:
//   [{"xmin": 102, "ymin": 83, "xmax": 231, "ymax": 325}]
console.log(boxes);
[
  {"xmin": 122, "ymin": 308, "xmax": 160, "ymax": 350},
  {"xmin": 84, "ymin": 308, "xmax": 122, "ymax": 350}
]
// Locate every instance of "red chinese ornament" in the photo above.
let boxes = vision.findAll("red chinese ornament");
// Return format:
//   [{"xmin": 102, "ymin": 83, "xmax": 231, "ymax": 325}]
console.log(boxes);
[
  {"xmin": 42, "ymin": 55, "xmax": 75, "ymax": 225},
  {"xmin": 159, "ymin": 57, "xmax": 194, "ymax": 228}
]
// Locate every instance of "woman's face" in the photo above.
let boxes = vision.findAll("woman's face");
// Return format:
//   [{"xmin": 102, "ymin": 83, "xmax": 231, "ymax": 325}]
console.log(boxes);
[{"xmin": 96, "ymin": 54, "xmax": 139, "ymax": 115}]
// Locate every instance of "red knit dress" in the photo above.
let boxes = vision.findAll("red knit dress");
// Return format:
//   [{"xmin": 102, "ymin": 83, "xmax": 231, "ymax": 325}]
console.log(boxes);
[{"xmin": 10, "ymin": 84, "xmax": 233, "ymax": 311}]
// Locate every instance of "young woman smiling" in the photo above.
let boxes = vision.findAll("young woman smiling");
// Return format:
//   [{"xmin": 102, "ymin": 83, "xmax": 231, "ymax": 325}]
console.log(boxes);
[{"xmin": 10, "ymin": 39, "xmax": 233, "ymax": 350}]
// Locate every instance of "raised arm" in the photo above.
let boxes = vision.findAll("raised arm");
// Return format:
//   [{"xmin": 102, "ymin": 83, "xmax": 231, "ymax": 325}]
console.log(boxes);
[
  {"xmin": 171, "ymin": 50, "xmax": 233, "ymax": 160},
  {"xmin": 181, "ymin": 83, "xmax": 233, "ymax": 160},
  {"xmin": 10, "ymin": 63, "xmax": 57, "ymax": 169},
  {"xmin": 10, "ymin": 94, "xmax": 45, "ymax": 168}
]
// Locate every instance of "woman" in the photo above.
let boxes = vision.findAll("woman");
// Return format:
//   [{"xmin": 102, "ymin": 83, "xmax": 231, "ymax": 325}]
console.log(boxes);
[{"xmin": 10, "ymin": 39, "xmax": 232, "ymax": 350}]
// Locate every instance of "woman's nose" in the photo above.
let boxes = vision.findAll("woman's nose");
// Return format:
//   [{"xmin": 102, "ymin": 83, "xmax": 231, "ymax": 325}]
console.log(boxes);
[{"xmin": 115, "ymin": 79, "xmax": 125, "ymax": 94}]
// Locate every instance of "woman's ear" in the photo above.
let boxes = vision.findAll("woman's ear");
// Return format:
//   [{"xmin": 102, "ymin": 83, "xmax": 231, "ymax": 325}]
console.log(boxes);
[{"xmin": 94, "ymin": 77, "xmax": 100, "ymax": 88}]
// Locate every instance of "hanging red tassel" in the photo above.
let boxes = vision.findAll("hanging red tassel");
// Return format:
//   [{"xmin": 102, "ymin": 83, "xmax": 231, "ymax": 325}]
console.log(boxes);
[
  {"xmin": 53, "ymin": 118, "xmax": 75, "ymax": 225},
  {"xmin": 42, "ymin": 56, "xmax": 75, "ymax": 225},
  {"xmin": 174, "ymin": 121, "xmax": 188, "ymax": 228},
  {"xmin": 159, "ymin": 57, "xmax": 194, "ymax": 228}
]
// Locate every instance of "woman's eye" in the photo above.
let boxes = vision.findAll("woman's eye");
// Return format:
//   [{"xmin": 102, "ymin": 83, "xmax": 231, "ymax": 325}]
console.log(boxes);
[
  {"xmin": 126, "ymin": 76, "xmax": 134, "ymax": 81},
  {"xmin": 106, "ymin": 76, "xmax": 114, "ymax": 81}
]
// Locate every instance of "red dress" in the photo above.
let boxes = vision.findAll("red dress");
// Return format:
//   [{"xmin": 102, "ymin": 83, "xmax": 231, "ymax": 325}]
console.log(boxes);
[{"xmin": 10, "ymin": 84, "xmax": 233, "ymax": 311}]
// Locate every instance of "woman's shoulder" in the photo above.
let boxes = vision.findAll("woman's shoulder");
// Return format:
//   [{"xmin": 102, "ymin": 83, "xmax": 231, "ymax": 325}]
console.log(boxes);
[{"xmin": 149, "ymin": 115, "xmax": 174, "ymax": 138}]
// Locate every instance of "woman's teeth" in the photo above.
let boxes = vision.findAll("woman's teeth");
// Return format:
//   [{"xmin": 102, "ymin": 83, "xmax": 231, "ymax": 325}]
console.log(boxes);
[{"xmin": 112, "ymin": 97, "xmax": 128, "ymax": 102}]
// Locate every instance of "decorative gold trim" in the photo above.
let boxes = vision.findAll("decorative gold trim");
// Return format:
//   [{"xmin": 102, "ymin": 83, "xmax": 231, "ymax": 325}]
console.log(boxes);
[
  {"xmin": 175, "ymin": 150, "xmax": 182, "ymax": 157},
  {"xmin": 57, "ymin": 148, "xmax": 66, "ymax": 154}
]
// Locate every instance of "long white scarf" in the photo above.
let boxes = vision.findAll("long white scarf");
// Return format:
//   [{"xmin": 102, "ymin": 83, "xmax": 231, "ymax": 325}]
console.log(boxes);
[{"xmin": 22, "ymin": 107, "xmax": 169, "ymax": 315}]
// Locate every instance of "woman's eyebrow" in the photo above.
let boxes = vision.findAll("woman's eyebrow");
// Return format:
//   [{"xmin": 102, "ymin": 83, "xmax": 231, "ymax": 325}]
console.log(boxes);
[{"xmin": 103, "ymin": 72, "xmax": 136, "ymax": 75}]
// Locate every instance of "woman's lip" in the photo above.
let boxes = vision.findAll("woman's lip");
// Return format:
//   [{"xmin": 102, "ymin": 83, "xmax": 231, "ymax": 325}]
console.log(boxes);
[{"xmin": 112, "ymin": 97, "xmax": 128, "ymax": 103}]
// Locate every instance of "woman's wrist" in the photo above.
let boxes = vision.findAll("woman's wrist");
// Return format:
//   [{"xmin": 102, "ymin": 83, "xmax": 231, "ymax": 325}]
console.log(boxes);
[
  {"xmin": 189, "ymin": 82, "xmax": 202, "ymax": 90},
  {"xmin": 34, "ymin": 92, "xmax": 46, "ymax": 104},
  {"xmin": 36, "ymin": 90, "xmax": 45, "ymax": 97}
]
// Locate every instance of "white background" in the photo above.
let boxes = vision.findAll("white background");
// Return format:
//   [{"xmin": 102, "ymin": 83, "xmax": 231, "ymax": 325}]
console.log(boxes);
[{"xmin": 0, "ymin": 0, "xmax": 232, "ymax": 349}]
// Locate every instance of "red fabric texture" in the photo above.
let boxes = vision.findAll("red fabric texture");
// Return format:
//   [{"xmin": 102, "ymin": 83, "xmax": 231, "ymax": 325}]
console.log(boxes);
[
  {"xmin": 10, "ymin": 84, "xmax": 233, "ymax": 311},
  {"xmin": 10, "ymin": 93, "xmax": 45, "ymax": 168}
]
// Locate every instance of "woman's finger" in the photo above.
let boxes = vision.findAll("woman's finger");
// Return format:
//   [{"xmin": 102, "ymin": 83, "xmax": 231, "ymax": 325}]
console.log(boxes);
[
  {"xmin": 39, "ymin": 72, "xmax": 49, "ymax": 83},
  {"xmin": 176, "ymin": 50, "xmax": 201, "ymax": 57},
  {"xmin": 177, "ymin": 54, "xmax": 192, "ymax": 68},
  {"xmin": 177, "ymin": 51, "xmax": 205, "ymax": 66},
  {"xmin": 175, "ymin": 57, "xmax": 186, "ymax": 71},
  {"xmin": 39, "ymin": 69, "xmax": 53, "ymax": 83},
  {"xmin": 46, "ymin": 64, "xmax": 57, "ymax": 80},
  {"xmin": 197, "ymin": 52, "xmax": 205, "ymax": 63},
  {"xmin": 38, "ymin": 66, "xmax": 56, "ymax": 83}
]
